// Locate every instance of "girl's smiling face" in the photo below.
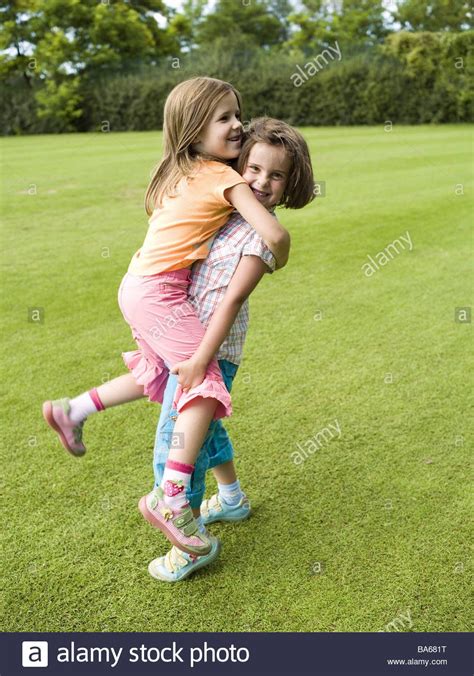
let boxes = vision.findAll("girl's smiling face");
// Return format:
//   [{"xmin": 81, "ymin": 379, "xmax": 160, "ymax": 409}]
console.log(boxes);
[
  {"xmin": 241, "ymin": 142, "xmax": 291, "ymax": 209},
  {"xmin": 193, "ymin": 91, "xmax": 243, "ymax": 160}
]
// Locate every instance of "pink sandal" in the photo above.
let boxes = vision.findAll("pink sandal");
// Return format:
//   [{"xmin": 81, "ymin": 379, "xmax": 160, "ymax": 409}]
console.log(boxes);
[
  {"xmin": 42, "ymin": 398, "xmax": 86, "ymax": 456},
  {"xmin": 139, "ymin": 487, "xmax": 211, "ymax": 556}
]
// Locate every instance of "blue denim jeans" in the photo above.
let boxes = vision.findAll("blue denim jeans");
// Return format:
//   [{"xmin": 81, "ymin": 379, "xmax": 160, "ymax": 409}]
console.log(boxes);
[{"xmin": 153, "ymin": 359, "xmax": 239, "ymax": 509}]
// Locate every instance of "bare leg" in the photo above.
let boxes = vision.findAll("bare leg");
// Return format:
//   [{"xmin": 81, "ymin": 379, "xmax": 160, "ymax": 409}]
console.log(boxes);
[
  {"xmin": 43, "ymin": 372, "xmax": 145, "ymax": 455},
  {"xmin": 168, "ymin": 397, "xmax": 218, "ymax": 466},
  {"xmin": 142, "ymin": 397, "xmax": 219, "ymax": 553},
  {"xmin": 95, "ymin": 373, "xmax": 145, "ymax": 408},
  {"xmin": 212, "ymin": 460, "xmax": 237, "ymax": 485}
]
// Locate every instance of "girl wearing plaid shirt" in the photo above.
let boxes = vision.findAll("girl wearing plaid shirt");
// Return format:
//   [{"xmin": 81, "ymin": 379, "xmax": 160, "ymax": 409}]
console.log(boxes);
[
  {"xmin": 43, "ymin": 78, "xmax": 292, "ymax": 558},
  {"xmin": 149, "ymin": 118, "xmax": 315, "ymax": 581}
]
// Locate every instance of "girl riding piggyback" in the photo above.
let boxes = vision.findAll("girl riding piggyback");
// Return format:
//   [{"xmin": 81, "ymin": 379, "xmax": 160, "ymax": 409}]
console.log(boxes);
[{"xmin": 43, "ymin": 77, "xmax": 290, "ymax": 558}]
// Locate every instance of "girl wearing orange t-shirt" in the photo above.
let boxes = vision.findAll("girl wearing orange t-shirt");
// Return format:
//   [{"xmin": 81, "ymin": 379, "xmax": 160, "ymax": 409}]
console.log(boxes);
[{"xmin": 43, "ymin": 77, "xmax": 290, "ymax": 556}]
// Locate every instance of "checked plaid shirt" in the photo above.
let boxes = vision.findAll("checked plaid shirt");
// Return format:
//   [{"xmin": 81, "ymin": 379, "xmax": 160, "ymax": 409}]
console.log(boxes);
[{"xmin": 189, "ymin": 210, "xmax": 276, "ymax": 365}]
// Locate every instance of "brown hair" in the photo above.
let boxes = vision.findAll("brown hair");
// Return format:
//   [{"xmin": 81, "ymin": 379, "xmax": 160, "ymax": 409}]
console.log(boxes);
[
  {"xmin": 145, "ymin": 77, "xmax": 243, "ymax": 215},
  {"xmin": 237, "ymin": 117, "xmax": 314, "ymax": 209}
]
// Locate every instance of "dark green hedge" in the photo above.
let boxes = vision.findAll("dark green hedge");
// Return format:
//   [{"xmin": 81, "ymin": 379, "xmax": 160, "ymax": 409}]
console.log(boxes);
[{"xmin": 1, "ymin": 32, "xmax": 472, "ymax": 135}]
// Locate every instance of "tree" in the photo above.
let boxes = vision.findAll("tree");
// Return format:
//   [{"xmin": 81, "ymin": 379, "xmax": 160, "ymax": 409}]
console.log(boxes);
[
  {"xmin": 195, "ymin": 0, "xmax": 288, "ymax": 50},
  {"xmin": 286, "ymin": 0, "xmax": 388, "ymax": 52},
  {"xmin": 0, "ymin": 0, "xmax": 42, "ymax": 85},
  {"xmin": 166, "ymin": 0, "xmax": 208, "ymax": 52},
  {"xmin": 393, "ymin": 0, "xmax": 472, "ymax": 32},
  {"xmin": 0, "ymin": 0, "xmax": 175, "ymax": 129},
  {"xmin": 267, "ymin": 0, "xmax": 294, "ymax": 42}
]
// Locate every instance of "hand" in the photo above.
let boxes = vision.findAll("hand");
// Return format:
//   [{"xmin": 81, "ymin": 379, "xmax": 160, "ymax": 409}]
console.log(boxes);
[{"xmin": 170, "ymin": 357, "xmax": 207, "ymax": 392}]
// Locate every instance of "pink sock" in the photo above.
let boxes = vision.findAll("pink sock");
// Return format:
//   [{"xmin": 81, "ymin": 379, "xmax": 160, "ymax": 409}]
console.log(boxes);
[
  {"xmin": 69, "ymin": 388, "xmax": 104, "ymax": 424},
  {"xmin": 161, "ymin": 459, "xmax": 194, "ymax": 511}
]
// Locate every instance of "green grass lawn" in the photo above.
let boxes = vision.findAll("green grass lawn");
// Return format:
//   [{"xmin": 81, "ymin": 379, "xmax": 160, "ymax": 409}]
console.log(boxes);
[{"xmin": 1, "ymin": 125, "xmax": 472, "ymax": 632}]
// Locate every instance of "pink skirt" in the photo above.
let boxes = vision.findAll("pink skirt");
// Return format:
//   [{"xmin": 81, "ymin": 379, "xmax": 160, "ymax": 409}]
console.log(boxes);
[{"xmin": 117, "ymin": 270, "xmax": 231, "ymax": 420}]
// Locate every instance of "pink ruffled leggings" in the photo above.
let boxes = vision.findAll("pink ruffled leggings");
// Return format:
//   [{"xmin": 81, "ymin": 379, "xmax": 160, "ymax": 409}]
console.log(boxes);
[{"xmin": 117, "ymin": 270, "xmax": 232, "ymax": 420}]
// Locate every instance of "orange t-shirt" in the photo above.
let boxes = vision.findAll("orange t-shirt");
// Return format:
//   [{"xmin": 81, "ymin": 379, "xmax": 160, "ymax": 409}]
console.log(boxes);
[{"xmin": 128, "ymin": 161, "xmax": 246, "ymax": 276}]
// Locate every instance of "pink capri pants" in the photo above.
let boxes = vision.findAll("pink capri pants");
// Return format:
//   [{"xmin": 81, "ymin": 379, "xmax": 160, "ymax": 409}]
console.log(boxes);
[{"xmin": 117, "ymin": 269, "xmax": 232, "ymax": 420}]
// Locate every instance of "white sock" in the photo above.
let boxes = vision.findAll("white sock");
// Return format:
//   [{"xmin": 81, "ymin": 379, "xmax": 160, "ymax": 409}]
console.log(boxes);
[
  {"xmin": 161, "ymin": 460, "xmax": 194, "ymax": 511},
  {"xmin": 69, "ymin": 391, "xmax": 99, "ymax": 424},
  {"xmin": 218, "ymin": 479, "xmax": 243, "ymax": 506}
]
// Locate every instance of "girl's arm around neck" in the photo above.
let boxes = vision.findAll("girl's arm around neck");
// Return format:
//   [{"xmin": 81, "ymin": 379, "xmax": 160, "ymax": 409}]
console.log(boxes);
[
  {"xmin": 170, "ymin": 255, "xmax": 269, "ymax": 390},
  {"xmin": 224, "ymin": 183, "xmax": 291, "ymax": 269}
]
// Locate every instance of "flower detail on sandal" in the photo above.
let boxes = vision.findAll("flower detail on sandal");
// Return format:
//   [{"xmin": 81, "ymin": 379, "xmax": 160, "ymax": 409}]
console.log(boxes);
[{"xmin": 160, "ymin": 506, "xmax": 173, "ymax": 521}]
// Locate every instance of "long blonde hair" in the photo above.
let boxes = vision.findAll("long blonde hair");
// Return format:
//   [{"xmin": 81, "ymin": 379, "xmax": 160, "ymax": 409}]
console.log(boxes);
[{"xmin": 145, "ymin": 77, "xmax": 243, "ymax": 215}]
